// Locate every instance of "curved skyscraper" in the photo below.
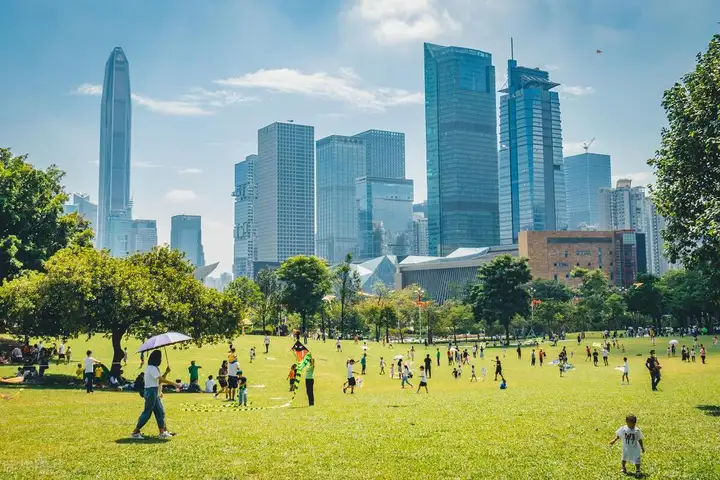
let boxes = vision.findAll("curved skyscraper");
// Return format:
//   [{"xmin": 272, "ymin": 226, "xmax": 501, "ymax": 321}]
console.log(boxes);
[{"xmin": 98, "ymin": 46, "xmax": 132, "ymax": 256}]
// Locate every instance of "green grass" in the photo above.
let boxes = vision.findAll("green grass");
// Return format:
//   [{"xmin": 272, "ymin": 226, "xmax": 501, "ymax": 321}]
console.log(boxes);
[{"xmin": 1, "ymin": 334, "xmax": 719, "ymax": 479}]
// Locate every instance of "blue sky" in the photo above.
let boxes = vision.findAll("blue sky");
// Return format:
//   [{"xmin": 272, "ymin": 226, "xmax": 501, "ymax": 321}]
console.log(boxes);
[{"xmin": 1, "ymin": 0, "xmax": 718, "ymax": 273}]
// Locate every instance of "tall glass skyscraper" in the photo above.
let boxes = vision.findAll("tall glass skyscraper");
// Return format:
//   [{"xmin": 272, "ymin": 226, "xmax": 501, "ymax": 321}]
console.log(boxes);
[
  {"xmin": 233, "ymin": 154, "xmax": 257, "ymax": 279},
  {"xmin": 499, "ymin": 59, "xmax": 566, "ymax": 245},
  {"xmin": 564, "ymin": 152, "xmax": 611, "ymax": 229},
  {"xmin": 353, "ymin": 129, "xmax": 405, "ymax": 179},
  {"xmin": 171, "ymin": 215, "xmax": 205, "ymax": 267},
  {"xmin": 357, "ymin": 177, "xmax": 414, "ymax": 259},
  {"xmin": 98, "ymin": 46, "xmax": 132, "ymax": 256},
  {"xmin": 316, "ymin": 135, "xmax": 366, "ymax": 263},
  {"xmin": 256, "ymin": 122, "xmax": 315, "ymax": 262},
  {"xmin": 424, "ymin": 43, "xmax": 500, "ymax": 256},
  {"xmin": 130, "ymin": 219, "xmax": 157, "ymax": 254}
]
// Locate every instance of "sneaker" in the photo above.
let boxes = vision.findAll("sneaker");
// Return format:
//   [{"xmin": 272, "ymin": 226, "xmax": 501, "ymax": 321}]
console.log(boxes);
[
  {"xmin": 158, "ymin": 431, "xmax": 173, "ymax": 439},
  {"xmin": 130, "ymin": 432, "xmax": 144, "ymax": 440}
]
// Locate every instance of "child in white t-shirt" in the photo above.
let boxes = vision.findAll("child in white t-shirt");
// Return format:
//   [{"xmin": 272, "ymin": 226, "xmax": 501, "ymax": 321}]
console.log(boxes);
[
  {"xmin": 416, "ymin": 366, "xmax": 428, "ymax": 393},
  {"xmin": 610, "ymin": 414, "xmax": 645, "ymax": 476},
  {"xmin": 379, "ymin": 357, "xmax": 386, "ymax": 375},
  {"xmin": 621, "ymin": 357, "xmax": 630, "ymax": 385},
  {"xmin": 470, "ymin": 365, "xmax": 478, "ymax": 382},
  {"xmin": 481, "ymin": 367, "xmax": 487, "ymax": 381},
  {"xmin": 204, "ymin": 375, "xmax": 216, "ymax": 393}
]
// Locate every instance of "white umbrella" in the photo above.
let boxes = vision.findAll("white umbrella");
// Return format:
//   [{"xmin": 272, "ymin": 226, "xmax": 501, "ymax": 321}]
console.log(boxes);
[
  {"xmin": 362, "ymin": 345, "xmax": 369, "ymax": 351},
  {"xmin": 669, "ymin": 339, "xmax": 679, "ymax": 345},
  {"xmin": 393, "ymin": 355, "xmax": 404, "ymax": 360},
  {"xmin": 449, "ymin": 347, "xmax": 457, "ymax": 352},
  {"xmin": 137, "ymin": 332, "xmax": 193, "ymax": 353}
]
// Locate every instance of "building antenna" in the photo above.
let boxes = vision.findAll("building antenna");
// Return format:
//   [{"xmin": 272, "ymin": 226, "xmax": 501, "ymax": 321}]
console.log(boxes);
[{"xmin": 510, "ymin": 37, "xmax": 514, "ymax": 60}]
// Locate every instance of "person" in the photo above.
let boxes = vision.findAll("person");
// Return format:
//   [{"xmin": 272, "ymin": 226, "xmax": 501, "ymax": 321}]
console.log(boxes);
[
  {"xmin": 305, "ymin": 358, "xmax": 315, "ymax": 406},
  {"xmin": 188, "ymin": 360, "xmax": 202, "ymax": 387},
  {"xmin": 424, "ymin": 354, "xmax": 432, "ymax": 379},
  {"xmin": 602, "ymin": 347, "xmax": 609, "ymax": 366},
  {"xmin": 360, "ymin": 353, "xmax": 367, "ymax": 375},
  {"xmin": 204, "ymin": 375, "xmax": 216, "ymax": 393},
  {"xmin": 336, "ymin": 338, "xmax": 342, "ymax": 353},
  {"xmin": 539, "ymin": 349, "xmax": 544, "ymax": 367},
  {"xmin": 228, "ymin": 347, "xmax": 237, "ymax": 363},
  {"xmin": 436, "ymin": 348, "xmax": 441, "ymax": 367},
  {"xmin": 714, "ymin": 335, "xmax": 718, "ymax": 347},
  {"xmin": 397, "ymin": 357, "xmax": 403, "ymax": 378},
  {"xmin": 57, "ymin": 342, "xmax": 66, "ymax": 364},
  {"xmin": 139, "ymin": 350, "xmax": 145, "ymax": 369},
  {"xmin": 456, "ymin": 363, "xmax": 463, "ymax": 378},
  {"xmin": 227, "ymin": 358, "xmax": 239, "ymax": 401},
  {"xmin": 621, "ymin": 357, "xmax": 630, "ymax": 385},
  {"xmin": 493, "ymin": 356, "xmax": 502, "ymax": 381},
  {"xmin": 389, "ymin": 361, "xmax": 395, "ymax": 379},
  {"xmin": 666, "ymin": 345, "xmax": 671, "ymax": 357},
  {"xmin": 691, "ymin": 348, "xmax": 696, "ymax": 363},
  {"xmin": 215, "ymin": 360, "xmax": 228, "ymax": 399},
  {"xmin": 700, "ymin": 344, "xmax": 707, "ymax": 364},
  {"xmin": 645, "ymin": 350, "xmax": 661, "ymax": 391},
  {"xmin": 472, "ymin": 344, "xmax": 478, "ymax": 359},
  {"xmin": 238, "ymin": 370, "xmax": 248, "ymax": 406},
  {"xmin": 66, "ymin": 346, "xmax": 72, "ymax": 365},
  {"xmin": 416, "ymin": 366, "xmax": 428, "ymax": 393},
  {"xmin": 452, "ymin": 367, "xmax": 458, "ymax": 379},
  {"xmin": 131, "ymin": 350, "xmax": 176, "ymax": 439},
  {"xmin": 83, "ymin": 351, "xmax": 100, "ymax": 393},
  {"xmin": 499, "ymin": 377, "xmax": 507, "ymax": 389},
  {"xmin": 481, "ymin": 366, "xmax": 487, "ymax": 381},
  {"xmin": 401, "ymin": 364, "xmax": 413, "ymax": 389},
  {"xmin": 74, "ymin": 363, "xmax": 84, "ymax": 380},
  {"xmin": 585, "ymin": 345, "xmax": 592, "ymax": 362},
  {"xmin": 343, "ymin": 359, "xmax": 357, "ymax": 394},
  {"xmin": 558, "ymin": 356, "xmax": 564, "ymax": 377},
  {"xmin": 123, "ymin": 347, "xmax": 128, "ymax": 366},
  {"xmin": 264, "ymin": 335, "xmax": 270, "ymax": 354},
  {"xmin": 470, "ymin": 365, "xmax": 478, "ymax": 382},
  {"xmin": 577, "ymin": 334, "xmax": 581, "ymax": 345},
  {"xmin": 379, "ymin": 357, "xmax": 386, "ymax": 375},
  {"xmin": 593, "ymin": 349, "xmax": 599, "ymax": 367},
  {"xmin": 609, "ymin": 413, "xmax": 645, "ymax": 477},
  {"xmin": 516, "ymin": 345, "xmax": 521, "ymax": 360},
  {"xmin": 480, "ymin": 345, "xmax": 485, "ymax": 360},
  {"xmin": 287, "ymin": 365, "xmax": 297, "ymax": 392},
  {"xmin": 249, "ymin": 347, "xmax": 256, "ymax": 364},
  {"xmin": 410, "ymin": 346, "xmax": 415, "ymax": 361},
  {"xmin": 530, "ymin": 349, "xmax": 536, "ymax": 367}
]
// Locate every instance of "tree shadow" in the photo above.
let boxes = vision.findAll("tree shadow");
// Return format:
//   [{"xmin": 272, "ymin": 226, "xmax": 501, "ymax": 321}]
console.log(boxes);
[
  {"xmin": 115, "ymin": 437, "xmax": 170, "ymax": 445},
  {"xmin": 696, "ymin": 405, "xmax": 720, "ymax": 417},
  {"xmin": 0, "ymin": 373, "xmax": 137, "ymax": 392}
]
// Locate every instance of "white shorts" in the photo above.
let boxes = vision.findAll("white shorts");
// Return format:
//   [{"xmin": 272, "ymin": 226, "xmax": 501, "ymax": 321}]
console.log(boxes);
[{"xmin": 622, "ymin": 452, "xmax": 641, "ymax": 464}]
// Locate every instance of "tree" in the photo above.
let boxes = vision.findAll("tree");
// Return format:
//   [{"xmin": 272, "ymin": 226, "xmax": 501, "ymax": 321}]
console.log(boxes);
[
  {"xmin": 277, "ymin": 256, "xmax": 332, "ymax": 334},
  {"xmin": 225, "ymin": 276, "xmax": 261, "ymax": 325},
  {"xmin": 255, "ymin": 268, "xmax": 280, "ymax": 333},
  {"xmin": 333, "ymin": 253, "xmax": 361, "ymax": 337},
  {"xmin": 575, "ymin": 269, "xmax": 612, "ymax": 331},
  {"xmin": 470, "ymin": 255, "xmax": 532, "ymax": 341},
  {"xmin": 529, "ymin": 279, "xmax": 573, "ymax": 302},
  {"xmin": 437, "ymin": 300, "xmax": 475, "ymax": 343},
  {"xmin": 0, "ymin": 148, "xmax": 92, "ymax": 281},
  {"xmin": 626, "ymin": 273, "xmax": 663, "ymax": 327},
  {"xmin": 648, "ymin": 34, "xmax": 720, "ymax": 284}
]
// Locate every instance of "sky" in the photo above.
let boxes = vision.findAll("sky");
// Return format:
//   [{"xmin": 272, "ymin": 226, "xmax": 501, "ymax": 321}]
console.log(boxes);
[{"xmin": 1, "ymin": 0, "xmax": 719, "ymax": 274}]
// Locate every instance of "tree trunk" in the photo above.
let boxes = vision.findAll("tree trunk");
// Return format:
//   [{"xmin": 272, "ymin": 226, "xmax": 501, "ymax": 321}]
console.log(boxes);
[
  {"xmin": 301, "ymin": 313, "xmax": 307, "ymax": 337},
  {"xmin": 110, "ymin": 327, "xmax": 127, "ymax": 378},
  {"xmin": 427, "ymin": 311, "xmax": 433, "ymax": 345},
  {"xmin": 375, "ymin": 323, "xmax": 380, "ymax": 343},
  {"xmin": 385, "ymin": 323, "xmax": 389, "ymax": 343},
  {"xmin": 504, "ymin": 323, "xmax": 510, "ymax": 343},
  {"xmin": 452, "ymin": 323, "xmax": 457, "ymax": 344}
]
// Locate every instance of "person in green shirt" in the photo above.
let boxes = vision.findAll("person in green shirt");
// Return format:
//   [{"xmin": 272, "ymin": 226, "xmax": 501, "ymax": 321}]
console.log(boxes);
[
  {"xmin": 436, "ymin": 348, "xmax": 441, "ymax": 367},
  {"xmin": 188, "ymin": 360, "xmax": 202, "ymax": 386},
  {"xmin": 305, "ymin": 358, "xmax": 315, "ymax": 406}
]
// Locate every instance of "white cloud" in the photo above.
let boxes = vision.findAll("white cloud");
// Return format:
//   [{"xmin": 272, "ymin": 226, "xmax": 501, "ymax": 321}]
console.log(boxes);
[
  {"xmin": 177, "ymin": 168, "xmax": 204, "ymax": 175},
  {"xmin": 134, "ymin": 161, "xmax": 163, "ymax": 169},
  {"xmin": 215, "ymin": 68, "xmax": 423, "ymax": 112},
  {"xmin": 180, "ymin": 87, "xmax": 257, "ymax": 107},
  {"xmin": 542, "ymin": 64, "xmax": 560, "ymax": 72},
  {"xmin": 131, "ymin": 93, "xmax": 212, "ymax": 116},
  {"xmin": 558, "ymin": 85, "xmax": 596, "ymax": 96},
  {"xmin": 349, "ymin": 0, "xmax": 461, "ymax": 44},
  {"xmin": 164, "ymin": 189, "xmax": 198, "ymax": 202},
  {"xmin": 75, "ymin": 83, "xmax": 103, "ymax": 96}
]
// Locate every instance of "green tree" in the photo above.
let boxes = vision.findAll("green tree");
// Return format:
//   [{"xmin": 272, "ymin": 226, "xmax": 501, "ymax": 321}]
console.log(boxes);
[
  {"xmin": 529, "ymin": 279, "xmax": 573, "ymax": 302},
  {"xmin": 437, "ymin": 300, "xmax": 475, "ymax": 343},
  {"xmin": 533, "ymin": 300, "xmax": 572, "ymax": 334},
  {"xmin": 333, "ymin": 253, "xmax": 362, "ymax": 337},
  {"xmin": 470, "ymin": 255, "xmax": 532, "ymax": 341},
  {"xmin": 0, "ymin": 148, "xmax": 92, "ymax": 281},
  {"xmin": 256, "ymin": 268, "xmax": 281, "ymax": 333},
  {"xmin": 225, "ymin": 276, "xmax": 261, "ymax": 326},
  {"xmin": 648, "ymin": 34, "xmax": 720, "ymax": 283},
  {"xmin": 626, "ymin": 273, "xmax": 663, "ymax": 328},
  {"xmin": 277, "ymin": 256, "xmax": 332, "ymax": 334},
  {"xmin": 575, "ymin": 269, "xmax": 612, "ymax": 330}
]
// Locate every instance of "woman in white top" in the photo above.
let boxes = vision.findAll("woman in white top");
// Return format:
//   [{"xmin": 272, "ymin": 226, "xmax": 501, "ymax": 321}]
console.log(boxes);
[{"xmin": 131, "ymin": 350, "xmax": 176, "ymax": 439}]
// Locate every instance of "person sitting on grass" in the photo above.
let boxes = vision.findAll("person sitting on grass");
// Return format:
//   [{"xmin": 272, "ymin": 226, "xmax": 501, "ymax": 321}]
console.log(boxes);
[
  {"xmin": 609, "ymin": 413, "xmax": 645, "ymax": 477},
  {"xmin": 204, "ymin": 375, "xmax": 216, "ymax": 393},
  {"xmin": 499, "ymin": 377, "xmax": 507, "ymax": 389}
]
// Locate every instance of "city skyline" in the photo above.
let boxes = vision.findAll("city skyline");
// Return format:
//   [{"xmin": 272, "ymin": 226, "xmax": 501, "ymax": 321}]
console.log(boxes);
[{"xmin": 2, "ymin": 1, "xmax": 718, "ymax": 271}]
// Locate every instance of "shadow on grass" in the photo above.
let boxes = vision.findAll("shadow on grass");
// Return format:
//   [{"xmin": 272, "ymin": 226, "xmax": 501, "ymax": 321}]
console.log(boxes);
[
  {"xmin": 0, "ymin": 373, "xmax": 142, "ymax": 393},
  {"xmin": 115, "ymin": 438, "xmax": 170, "ymax": 445},
  {"xmin": 696, "ymin": 405, "xmax": 720, "ymax": 417}
]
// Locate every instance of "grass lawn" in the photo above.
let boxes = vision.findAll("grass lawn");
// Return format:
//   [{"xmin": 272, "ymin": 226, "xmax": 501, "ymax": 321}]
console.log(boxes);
[{"xmin": 1, "ymin": 333, "xmax": 719, "ymax": 479}]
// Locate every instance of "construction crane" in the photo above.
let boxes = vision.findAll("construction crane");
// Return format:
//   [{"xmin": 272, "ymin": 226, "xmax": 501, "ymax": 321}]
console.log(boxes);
[{"xmin": 582, "ymin": 137, "xmax": 596, "ymax": 153}]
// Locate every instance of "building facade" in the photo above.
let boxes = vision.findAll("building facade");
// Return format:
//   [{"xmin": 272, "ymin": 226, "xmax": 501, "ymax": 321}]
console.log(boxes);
[
  {"xmin": 98, "ymin": 47, "xmax": 132, "ymax": 256},
  {"xmin": 256, "ymin": 122, "xmax": 315, "ymax": 263},
  {"xmin": 233, "ymin": 155, "xmax": 257, "ymax": 279},
  {"xmin": 170, "ymin": 214, "xmax": 205, "ymax": 267},
  {"xmin": 563, "ymin": 152, "xmax": 611, "ymax": 229},
  {"xmin": 316, "ymin": 135, "xmax": 366, "ymax": 262},
  {"xmin": 63, "ymin": 193, "xmax": 98, "ymax": 243},
  {"xmin": 424, "ymin": 42, "xmax": 500, "ymax": 256},
  {"xmin": 499, "ymin": 60, "xmax": 566, "ymax": 244},
  {"xmin": 644, "ymin": 199, "xmax": 676, "ymax": 275},
  {"xmin": 411, "ymin": 213, "xmax": 429, "ymax": 256},
  {"xmin": 356, "ymin": 177, "xmax": 414, "ymax": 259},
  {"xmin": 353, "ymin": 129, "xmax": 405, "ymax": 179},
  {"xmin": 130, "ymin": 219, "xmax": 157, "ymax": 254},
  {"xmin": 598, "ymin": 179, "xmax": 646, "ymax": 232}
]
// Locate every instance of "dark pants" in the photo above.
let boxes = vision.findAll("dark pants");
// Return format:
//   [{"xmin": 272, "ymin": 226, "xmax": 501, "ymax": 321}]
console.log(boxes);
[
  {"xmin": 436, "ymin": 357, "xmax": 440, "ymax": 366},
  {"xmin": 84, "ymin": 372, "xmax": 94, "ymax": 393},
  {"xmin": 426, "ymin": 366, "xmax": 431, "ymax": 379},
  {"xmin": 651, "ymin": 371, "xmax": 661, "ymax": 390},
  {"xmin": 306, "ymin": 378, "xmax": 314, "ymax": 406},
  {"xmin": 265, "ymin": 344, "xmax": 269, "ymax": 354}
]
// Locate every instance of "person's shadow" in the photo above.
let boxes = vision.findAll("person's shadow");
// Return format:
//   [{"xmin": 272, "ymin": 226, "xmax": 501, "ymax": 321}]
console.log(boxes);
[
  {"xmin": 114, "ymin": 438, "xmax": 169, "ymax": 444},
  {"xmin": 696, "ymin": 405, "xmax": 720, "ymax": 417}
]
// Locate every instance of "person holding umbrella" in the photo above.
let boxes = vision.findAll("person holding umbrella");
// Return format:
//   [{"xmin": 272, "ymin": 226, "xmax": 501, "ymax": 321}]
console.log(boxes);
[{"xmin": 131, "ymin": 350, "xmax": 176, "ymax": 439}]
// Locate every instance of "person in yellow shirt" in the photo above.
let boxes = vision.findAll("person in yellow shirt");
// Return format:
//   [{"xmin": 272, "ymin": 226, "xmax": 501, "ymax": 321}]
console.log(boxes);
[
  {"xmin": 228, "ymin": 347, "xmax": 237, "ymax": 363},
  {"xmin": 75, "ymin": 363, "xmax": 84, "ymax": 380},
  {"xmin": 95, "ymin": 365, "xmax": 103, "ymax": 379}
]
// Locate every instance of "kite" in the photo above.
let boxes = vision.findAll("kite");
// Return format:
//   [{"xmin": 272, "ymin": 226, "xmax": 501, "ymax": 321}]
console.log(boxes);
[
  {"xmin": 291, "ymin": 340, "xmax": 309, "ymax": 363},
  {"xmin": 596, "ymin": 49, "xmax": 603, "ymax": 54}
]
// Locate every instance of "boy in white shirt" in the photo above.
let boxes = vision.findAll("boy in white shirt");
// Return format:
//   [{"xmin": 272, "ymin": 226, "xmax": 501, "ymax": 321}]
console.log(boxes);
[
  {"xmin": 610, "ymin": 413, "xmax": 645, "ymax": 477},
  {"xmin": 379, "ymin": 357, "xmax": 386, "ymax": 375},
  {"xmin": 416, "ymin": 366, "xmax": 428, "ymax": 393},
  {"xmin": 621, "ymin": 357, "xmax": 630, "ymax": 385},
  {"xmin": 204, "ymin": 375, "xmax": 216, "ymax": 393},
  {"xmin": 470, "ymin": 365, "xmax": 478, "ymax": 382}
]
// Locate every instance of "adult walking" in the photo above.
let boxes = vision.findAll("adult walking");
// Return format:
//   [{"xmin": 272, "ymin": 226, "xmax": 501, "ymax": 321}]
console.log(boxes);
[
  {"xmin": 493, "ymin": 356, "xmax": 503, "ymax": 381},
  {"xmin": 264, "ymin": 335, "xmax": 270, "ymax": 354},
  {"xmin": 131, "ymin": 350, "xmax": 175, "ymax": 439},
  {"xmin": 83, "ymin": 350, "xmax": 100, "ymax": 394},
  {"xmin": 645, "ymin": 350, "xmax": 661, "ymax": 391},
  {"xmin": 424, "ymin": 354, "xmax": 432, "ymax": 379},
  {"xmin": 305, "ymin": 357, "xmax": 315, "ymax": 406}
]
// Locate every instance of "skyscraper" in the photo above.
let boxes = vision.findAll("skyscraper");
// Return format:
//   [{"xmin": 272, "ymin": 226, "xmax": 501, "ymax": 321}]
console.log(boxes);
[
  {"xmin": 353, "ymin": 129, "xmax": 405, "ymax": 179},
  {"xmin": 564, "ymin": 152, "xmax": 612, "ymax": 229},
  {"xmin": 130, "ymin": 219, "xmax": 157, "ymax": 254},
  {"xmin": 356, "ymin": 177, "xmax": 414, "ymax": 259},
  {"xmin": 256, "ymin": 122, "xmax": 315, "ymax": 263},
  {"xmin": 63, "ymin": 193, "xmax": 98, "ymax": 243},
  {"xmin": 424, "ymin": 43, "xmax": 500, "ymax": 256},
  {"xmin": 598, "ymin": 179, "xmax": 646, "ymax": 232},
  {"xmin": 411, "ymin": 213, "xmax": 429, "ymax": 256},
  {"xmin": 644, "ymin": 199, "xmax": 677, "ymax": 275},
  {"xmin": 499, "ymin": 58, "xmax": 566, "ymax": 244},
  {"xmin": 316, "ymin": 135, "xmax": 366, "ymax": 263},
  {"xmin": 98, "ymin": 46, "xmax": 132, "ymax": 256},
  {"xmin": 233, "ymin": 155, "xmax": 257, "ymax": 279},
  {"xmin": 171, "ymin": 215, "xmax": 205, "ymax": 267}
]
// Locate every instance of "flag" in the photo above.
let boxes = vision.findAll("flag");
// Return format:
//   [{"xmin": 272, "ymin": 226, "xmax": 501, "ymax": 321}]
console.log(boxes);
[
  {"xmin": 531, "ymin": 299, "xmax": 542, "ymax": 307},
  {"xmin": 291, "ymin": 341, "xmax": 309, "ymax": 363}
]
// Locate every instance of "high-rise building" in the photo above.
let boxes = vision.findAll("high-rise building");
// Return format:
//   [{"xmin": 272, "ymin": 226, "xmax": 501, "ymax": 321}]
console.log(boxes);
[
  {"xmin": 564, "ymin": 152, "xmax": 612, "ymax": 229},
  {"xmin": 411, "ymin": 213, "xmax": 429, "ymax": 256},
  {"xmin": 130, "ymin": 219, "xmax": 157, "ymax": 254},
  {"xmin": 499, "ymin": 59, "xmax": 566, "ymax": 244},
  {"xmin": 356, "ymin": 177, "xmax": 414, "ymax": 259},
  {"xmin": 353, "ymin": 129, "xmax": 405, "ymax": 179},
  {"xmin": 256, "ymin": 122, "xmax": 315, "ymax": 263},
  {"xmin": 644, "ymin": 199, "xmax": 677, "ymax": 275},
  {"xmin": 170, "ymin": 215, "xmax": 205, "ymax": 267},
  {"xmin": 63, "ymin": 193, "xmax": 98, "ymax": 242},
  {"xmin": 98, "ymin": 47, "xmax": 132, "ymax": 256},
  {"xmin": 233, "ymin": 155, "xmax": 257, "ymax": 279},
  {"xmin": 424, "ymin": 43, "xmax": 500, "ymax": 256},
  {"xmin": 599, "ymin": 179, "xmax": 646, "ymax": 233},
  {"xmin": 316, "ymin": 135, "xmax": 366, "ymax": 263}
]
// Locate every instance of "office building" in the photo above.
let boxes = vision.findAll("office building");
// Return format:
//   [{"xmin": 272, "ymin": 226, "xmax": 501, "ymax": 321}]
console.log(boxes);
[
  {"xmin": 598, "ymin": 179, "xmax": 646, "ymax": 233},
  {"xmin": 170, "ymin": 215, "xmax": 205, "ymax": 267},
  {"xmin": 644, "ymin": 199, "xmax": 677, "ymax": 275},
  {"xmin": 98, "ymin": 47, "xmax": 132, "ymax": 256},
  {"xmin": 353, "ymin": 129, "xmax": 405, "ymax": 179},
  {"xmin": 499, "ymin": 59, "xmax": 566, "ymax": 244},
  {"xmin": 233, "ymin": 155, "xmax": 258, "ymax": 279},
  {"xmin": 256, "ymin": 122, "xmax": 315, "ymax": 262},
  {"xmin": 424, "ymin": 42, "xmax": 500, "ymax": 256},
  {"xmin": 411, "ymin": 213, "xmax": 429, "ymax": 256},
  {"xmin": 316, "ymin": 135, "xmax": 366, "ymax": 262},
  {"xmin": 564, "ymin": 152, "xmax": 611, "ymax": 229},
  {"xmin": 356, "ymin": 177, "xmax": 414, "ymax": 259},
  {"xmin": 130, "ymin": 219, "xmax": 157, "ymax": 254},
  {"xmin": 63, "ymin": 193, "xmax": 98, "ymax": 243}
]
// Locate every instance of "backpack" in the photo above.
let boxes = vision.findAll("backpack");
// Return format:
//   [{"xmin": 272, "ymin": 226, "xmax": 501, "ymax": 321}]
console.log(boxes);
[{"xmin": 135, "ymin": 374, "xmax": 145, "ymax": 397}]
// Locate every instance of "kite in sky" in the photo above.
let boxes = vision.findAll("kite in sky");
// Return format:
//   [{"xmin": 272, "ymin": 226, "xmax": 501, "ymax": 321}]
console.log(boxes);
[{"xmin": 596, "ymin": 49, "xmax": 603, "ymax": 54}]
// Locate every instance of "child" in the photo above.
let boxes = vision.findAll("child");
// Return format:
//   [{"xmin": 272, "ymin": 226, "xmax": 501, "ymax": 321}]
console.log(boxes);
[
  {"xmin": 593, "ymin": 349, "xmax": 599, "ymax": 366},
  {"xmin": 531, "ymin": 349, "xmax": 536, "ymax": 366},
  {"xmin": 499, "ymin": 377, "xmax": 507, "ymax": 389},
  {"xmin": 389, "ymin": 362, "xmax": 395, "ymax": 379},
  {"xmin": 456, "ymin": 364, "xmax": 463, "ymax": 378},
  {"xmin": 343, "ymin": 359, "xmax": 357, "ymax": 394},
  {"xmin": 123, "ymin": 347, "xmax": 128, "ymax": 366},
  {"xmin": 287, "ymin": 365, "xmax": 297, "ymax": 392},
  {"xmin": 609, "ymin": 413, "xmax": 645, "ymax": 477},
  {"xmin": 452, "ymin": 367, "xmax": 458, "ymax": 379},
  {"xmin": 470, "ymin": 365, "xmax": 478, "ymax": 382},
  {"xmin": 336, "ymin": 338, "xmax": 342, "ymax": 352},
  {"xmin": 558, "ymin": 356, "xmax": 564, "ymax": 377},
  {"xmin": 75, "ymin": 363, "xmax": 84, "ymax": 381},
  {"xmin": 621, "ymin": 357, "xmax": 630, "ymax": 385},
  {"xmin": 700, "ymin": 344, "xmax": 707, "ymax": 364},
  {"xmin": 481, "ymin": 366, "xmax": 487, "ymax": 381},
  {"xmin": 66, "ymin": 346, "xmax": 72, "ymax": 364},
  {"xmin": 360, "ymin": 353, "xmax": 367, "ymax": 375},
  {"xmin": 691, "ymin": 348, "xmax": 696, "ymax": 363},
  {"xmin": 416, "ymin": 366, "xmax": 428, "ymax": 393},
  {"xmin": 238, "ymin": 370, "xmax": 248, "ymax": 406},
  {"xmin": 379, "ymin": 357, "xmax": 386, "ymax": 375},
  {"xmin": 401, "ymin": 364, "xmax": 413, "ymax": 389},
  {"xmin": 667, "ymin": 346, "xmax": 671, "ymax": 357},
  {"xmin": 249, "ymin": 347, "xmax": 256, "ymax": 364},
  {"xmin": 205, "ymin": 375, "xmax": 216, "ymax": 393}
]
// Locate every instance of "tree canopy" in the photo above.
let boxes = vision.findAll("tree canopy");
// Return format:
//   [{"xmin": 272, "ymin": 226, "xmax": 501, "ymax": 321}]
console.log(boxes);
[{"xmin": 277, "ymin": 256, "xmax": 332, "ymax": 334}]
